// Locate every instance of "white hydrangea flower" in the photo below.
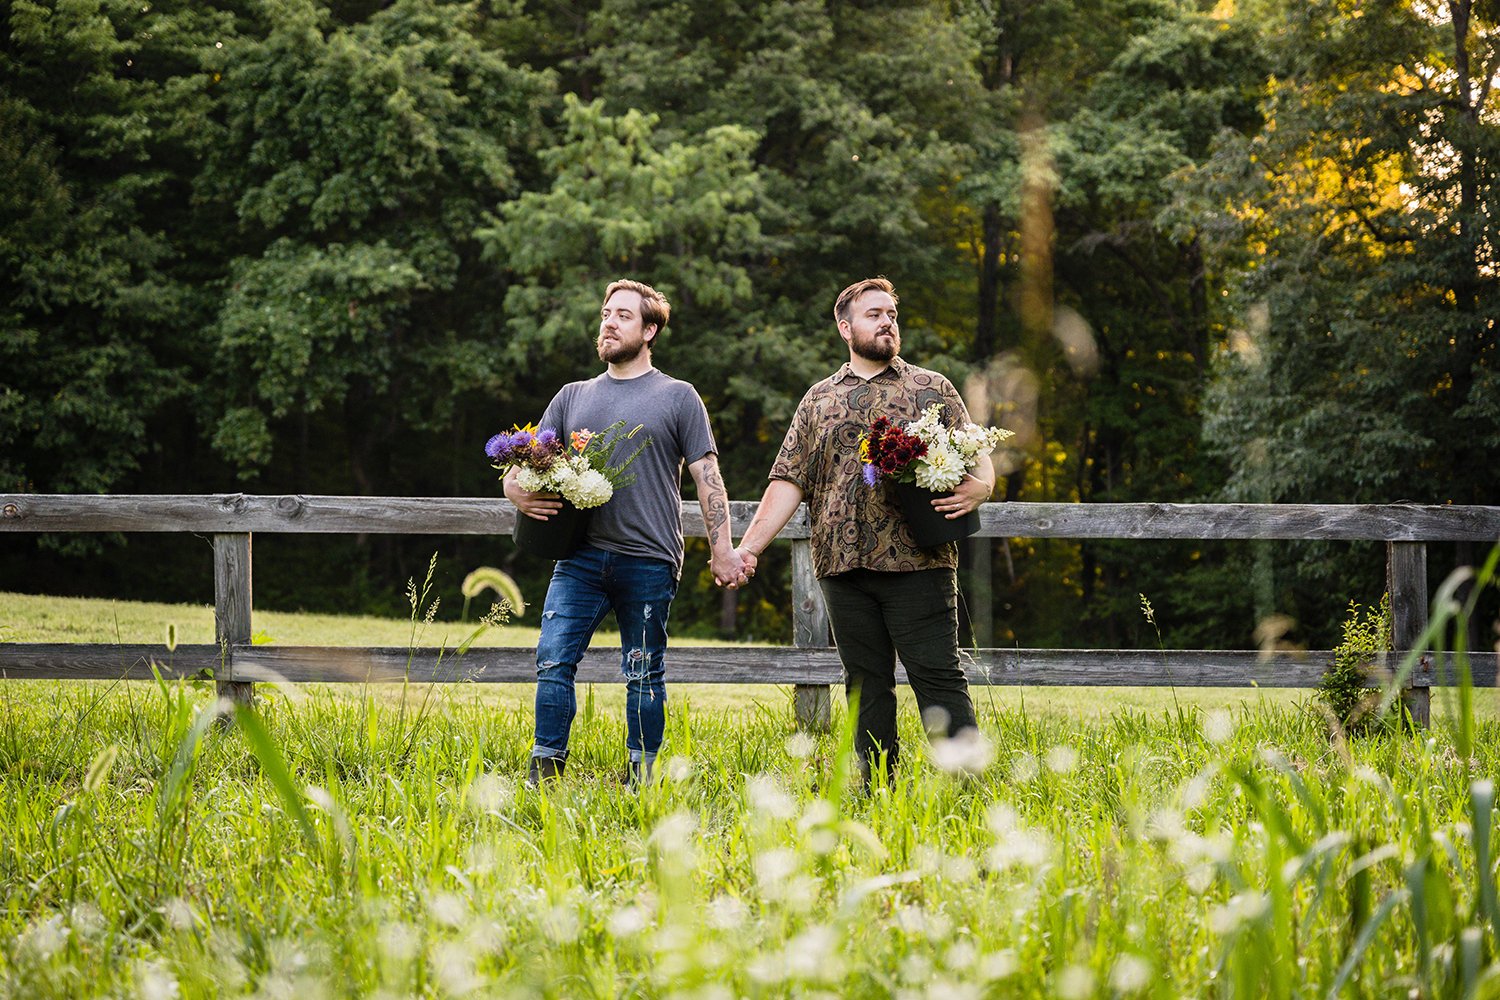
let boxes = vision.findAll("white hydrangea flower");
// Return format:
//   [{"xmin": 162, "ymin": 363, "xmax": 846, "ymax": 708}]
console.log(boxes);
[
  {"xmin": 516, "ymin": 467, "xmax": 547, "ymax": 493},
  {"xmin": 565, "ymin": 468, "xmax": 613, "ymax": 508},
  {"xmin": 914, "ymin": 446, "xmax": 965, "ymax": 492}
]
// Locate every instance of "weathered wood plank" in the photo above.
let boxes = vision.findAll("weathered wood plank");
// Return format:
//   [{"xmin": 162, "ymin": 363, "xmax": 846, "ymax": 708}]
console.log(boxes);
[
  {"xmin": 0, "ymin": 495, "xmax": 809, "ymax": 539},
  {"xmin": 1388, "ymin": 541, "xmax": 1432, "ymax": 725},
  {"xmin": 977, "ymin": 502, "xmax": 1500, "ymax": 541},
  {"xmin": 790, "ymin": 539, "xmax": 834, "ymax": 731},
  {"xmin": 214, "ymin": 533, "xmax": 254, "ymax": 707},
  {"xmin": 5, "ymin": 495, "xmax": 1498, "ymax": 541},
  {"xmin": 1, "ymin": 644, "xmax": 1491, "ymax": 688},
  {"xmin": 224, "ymin": 647, "xmax": 1495, "ymax": 687},
  {"xmin": 0, "ymin": 645, "xmax": 224, "ymax": 680}
]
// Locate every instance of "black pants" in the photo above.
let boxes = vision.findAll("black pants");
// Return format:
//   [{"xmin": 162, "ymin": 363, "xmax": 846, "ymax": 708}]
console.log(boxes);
[{"xmin": 819, "ymin": 567, "xmax": 977, "ymax": 777}]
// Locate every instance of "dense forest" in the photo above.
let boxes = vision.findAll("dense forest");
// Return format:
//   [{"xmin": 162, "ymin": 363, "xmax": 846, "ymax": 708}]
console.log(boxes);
[{"xmin": 2, "ymin": 0, "xmax": 1496, "ymax": 650}]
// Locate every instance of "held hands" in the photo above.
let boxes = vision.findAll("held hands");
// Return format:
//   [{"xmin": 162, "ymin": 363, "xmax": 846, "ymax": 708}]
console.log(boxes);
[
  {"xmin": 932, "ymin": 472, "xmax": 994, "ymax": 519},
  {"xmin": 504, "ymin": 479, "xmax": 562, "ymax": 521},
  {"xmin": 711, "ymin": 547, "xmax": 752, "ymax": 590}
]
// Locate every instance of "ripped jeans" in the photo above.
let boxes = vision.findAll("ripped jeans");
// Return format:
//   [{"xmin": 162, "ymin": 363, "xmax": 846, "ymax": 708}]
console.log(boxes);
[{"xmin": 531, "ymin": 546, "xmax": 677, "ymax": 765}]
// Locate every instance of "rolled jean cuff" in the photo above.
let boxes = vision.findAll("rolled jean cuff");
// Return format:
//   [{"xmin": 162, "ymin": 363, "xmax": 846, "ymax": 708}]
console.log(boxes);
[
  {"xmin": 628, "ymin": 749, "xmax": 658, "ymax": 765},
  {"xmin": 531, "ymin": 747, "xmax": 568, "ymax": 761}
]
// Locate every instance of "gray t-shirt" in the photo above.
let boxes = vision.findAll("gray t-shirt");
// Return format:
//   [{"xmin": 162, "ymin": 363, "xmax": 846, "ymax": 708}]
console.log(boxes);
[{"xmin": 538, "ymin": 368, "xmax": 716, "ymax": 577}]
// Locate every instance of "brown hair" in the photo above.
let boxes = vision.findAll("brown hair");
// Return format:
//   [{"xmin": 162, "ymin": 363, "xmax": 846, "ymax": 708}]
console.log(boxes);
[
  {"xmin": 833, "ymin": 276, "xmax": 898, "ymax": 327},
  {"xmin": 604, "ymin": 279, "xmax": 671, "ymax": 342}
]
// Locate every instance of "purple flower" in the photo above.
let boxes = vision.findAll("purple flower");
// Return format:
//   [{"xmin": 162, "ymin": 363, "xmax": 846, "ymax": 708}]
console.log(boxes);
[
  {"xmin": 536, "ymin": 428, "xmax": 560, "ymax": 449},
  {"xmin": 485, "ymin": 433, "xmax": 510, "ymax": 460},
  {"xmin": 862, "ymin": 462, "xmax": 879, "ymax": 486},
  {"xmin": 512, "ymin": 430, "xmax": 533, "ymax": 447}
]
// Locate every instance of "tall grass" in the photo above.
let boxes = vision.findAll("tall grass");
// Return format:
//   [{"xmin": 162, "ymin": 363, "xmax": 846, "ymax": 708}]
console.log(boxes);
[{"xmin": 0, "ymin": 562, "xmax": 1497, "ymax": 996}]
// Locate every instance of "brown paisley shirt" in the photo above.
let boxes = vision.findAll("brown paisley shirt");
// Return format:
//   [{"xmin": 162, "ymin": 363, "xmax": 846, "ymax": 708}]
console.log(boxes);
[{"xmin": 769, "ymin": 356, "xmax": 971, "ymax": 579}]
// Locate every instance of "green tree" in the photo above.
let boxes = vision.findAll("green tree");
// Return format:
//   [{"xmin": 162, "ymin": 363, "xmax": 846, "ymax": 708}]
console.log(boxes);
[
  {"xmin": 203, "ymin": 0, "xmax": 552, "ymax": 493},
  {"xmin": 1196, "ymin": 0, "xmax": 1499, "ymax": 640},
  {"xmin": 0, "ymin": 1, "xmax": 232, "ymax": 497}
]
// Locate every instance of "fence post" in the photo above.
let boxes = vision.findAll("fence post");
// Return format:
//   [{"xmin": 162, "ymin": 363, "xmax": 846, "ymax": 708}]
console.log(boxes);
[
  {"xmin": 791, "ymin": 539, "xmax": 832, "ymax": 732},
  {"xmin": 1386, "ymin": 540, "xmax": 1430, "ymax": 728},
  {"xmin": 214, "ymin": 533, "xmax": 254, "ymax": 709}
]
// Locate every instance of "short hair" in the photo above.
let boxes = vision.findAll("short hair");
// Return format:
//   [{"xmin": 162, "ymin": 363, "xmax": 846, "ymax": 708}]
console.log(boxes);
[
  {"xmin": 833, "ymin": 276, "xmax": 898, "ymax": 326},
  {"xmin": 604, "ymin": 279, "xmax": 671, "ymax": 341}
]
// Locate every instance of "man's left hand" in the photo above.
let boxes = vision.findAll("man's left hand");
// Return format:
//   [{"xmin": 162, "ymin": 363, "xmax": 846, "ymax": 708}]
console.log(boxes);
[
  {"xmin": 711, "ymin": 548, "xmax": 750, "ymax": 589},
  {"xmin": 932, "ymin": 472, "xmax": 993, "ymax": 519}
]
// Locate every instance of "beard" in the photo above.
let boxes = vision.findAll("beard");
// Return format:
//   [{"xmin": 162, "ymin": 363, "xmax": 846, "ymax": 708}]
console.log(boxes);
[
  {"xmin": 597, "ymin": 333, "xmax": 645, "ymax": 364},
  {"xmin": 851, "ymin": 329, "xmax": 898, "ymax": 363}
]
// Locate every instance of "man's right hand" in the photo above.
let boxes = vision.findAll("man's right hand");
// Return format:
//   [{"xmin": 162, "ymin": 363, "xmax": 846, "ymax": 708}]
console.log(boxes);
[{"xmin": 505, "ymin": 480, "xmax": 563, "ymax": 521}]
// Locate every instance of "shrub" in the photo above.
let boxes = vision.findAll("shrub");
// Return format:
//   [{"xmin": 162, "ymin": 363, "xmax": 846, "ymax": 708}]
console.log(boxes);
[{"xmin": 1317, "ymin": 593, "xmax": 1394, "ymax": 735}]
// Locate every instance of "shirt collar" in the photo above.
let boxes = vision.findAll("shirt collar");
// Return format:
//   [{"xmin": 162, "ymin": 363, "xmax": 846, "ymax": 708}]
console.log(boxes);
[{"xmin": 833, "ymin": 356, "xmax": 906, "ymax": 384}]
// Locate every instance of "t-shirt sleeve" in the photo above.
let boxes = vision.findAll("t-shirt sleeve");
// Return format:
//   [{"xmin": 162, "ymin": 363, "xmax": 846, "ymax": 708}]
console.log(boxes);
[
  {"xmin": 768, "ymin": 390, "xmax": 816, "ymax": 491},
  {"xmin": 538, "ymin": 385, "xmax": 571, "ymax": 435},
  {"xmin": 676, "ymin": 386, "xmax": 717, "ymax": 465}
]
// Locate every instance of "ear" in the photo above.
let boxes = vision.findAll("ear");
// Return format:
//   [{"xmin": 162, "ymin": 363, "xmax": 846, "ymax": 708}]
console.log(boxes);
[
  {"xmin": 837, "ymin": 319, "xmax": 853, "ymax": 344},
  {"xmin": 643, "ymin": 324, "xmax": 659, "ymax": 345}
]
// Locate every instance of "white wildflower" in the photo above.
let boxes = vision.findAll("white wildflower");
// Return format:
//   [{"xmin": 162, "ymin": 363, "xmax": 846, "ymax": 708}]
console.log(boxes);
[
  {"xmin": 136, "ymin": 960, "xmax": 180, "ymax": 1000},
  {"xmin": 1056, "ymin": 964, "xmax": 1095, "ymax": 1000},
  {"xmin": 753, "ymin": 848, "xmax": 800, "ymax": 898},
  {"xmin": 607, "ymin": 905, "xmax": 650, "ymax": 938},
  {"xmin": 432, "ymin": 941, "xmax": 482, "ymax": 995},
  {"xmin": 20, "ymin": 915, "xmax": 67, "ymax": 958},
  {"xmin": 899, "ymin": 953, "xmax": 933, "ymax": 983},
  {"xmin": 705, "ymin": 895, "xmax": 748, "ymax": 931},
  {"xmin": 163, "ymin": 897, "xmax": 197, "ymax": 931},
  {"xmin": 662, "ymin": 756, "xmax": 694, "ymax": 783},
  {"xmin": 785, "ymin": 925, "xmax": 840, "ymax": 980},
  {"xmin": 931, "ymin": 728, "xmax": 995, "ymax": 775},
  {"xmin": 428, "ymin": 892, "xmax": 466, "ymax": 929},
  {"xmin": 377, "ymin": 922, "xmax": 419, "ymax": 962},
  {"xmin": 1010, "ymin": 752, "xmax": 1040, "ymax": 782},
  {"xmin": 650, "ymin": 811, "xmax": 697, "ymax": 851},
  {"xmin": 1202, "ymin": 709, "xmax": 1235, "ymax": 744},
  {"xmin": 1110, "ymin": 953, "xmax": 1152, "ymax": 993},
  {"xmin": 747, "ymin": 775, "xmax": 798, "ymax": 820},
  {"xmin": 468, "ymin": 772, "xmax": 513, "ymax": 814},
  {"xmin": 945, "ymin": 941, "xmax": 979, "ymax": 971},
  {"xmin": 1208, "ymin": 891, "xmax": 1269, "ymax": 935},
  {"xmin": 1044, "ymin": 744, "xmax": 1078, "ymax": 774},
  {"xmin": 979, "ymin": 949, "xmax": 1019, "ymax": 981},
  {"xmin": 784, "ymin": 731, "xmax": 817, "ymax": 759}
]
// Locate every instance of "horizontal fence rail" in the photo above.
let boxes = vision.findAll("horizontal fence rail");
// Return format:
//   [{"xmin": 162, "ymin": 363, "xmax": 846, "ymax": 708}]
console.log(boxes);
[
  {"xmin": 4, "ymin": 494, "xmax": 1498, "ymax": 728},
  {"xmin": 1, "ymin": 643, "xmax": 1494, "ymax": 689},
  {"xmin": 7, "ymin": 494, "xmax": 1500, "ymax": 540}
]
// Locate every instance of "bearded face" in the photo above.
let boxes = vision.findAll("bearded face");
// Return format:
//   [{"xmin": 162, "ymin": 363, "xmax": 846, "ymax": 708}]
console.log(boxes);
[
  {"xmin": 842, "ymin": 290, "xmax": 900, "ymax": 363},
  {"xmin": 597, "ymin": 289, "xmax": 655, "ymax": 364}
]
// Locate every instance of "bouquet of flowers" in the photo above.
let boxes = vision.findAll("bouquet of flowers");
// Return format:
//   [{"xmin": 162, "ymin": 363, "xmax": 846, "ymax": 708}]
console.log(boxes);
[
  {"xmin": 486, "ymin": 420, "xmax": 649, "ymax": 509},
  {"xmin": 860, "ymin": 403, "xmax": 1012, "ymax": 493}
]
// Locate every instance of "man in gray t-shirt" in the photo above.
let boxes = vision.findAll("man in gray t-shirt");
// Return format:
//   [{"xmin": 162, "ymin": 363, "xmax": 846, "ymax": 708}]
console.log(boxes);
[{"xmin": 504, "ymin": 279, "xmax": 747, "ymax": 787}]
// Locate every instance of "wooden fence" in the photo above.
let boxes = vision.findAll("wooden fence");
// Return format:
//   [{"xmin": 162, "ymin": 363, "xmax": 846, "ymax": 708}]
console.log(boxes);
[{"xmin": 3, "ymin": 494, "xmax": 1498, "ymax": 728}]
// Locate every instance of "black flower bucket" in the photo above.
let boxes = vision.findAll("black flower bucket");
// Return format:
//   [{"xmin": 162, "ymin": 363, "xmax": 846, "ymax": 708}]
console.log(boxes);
[{"xmin": 892, "ymin": 481, "xmax": 979, "ymax": 549}]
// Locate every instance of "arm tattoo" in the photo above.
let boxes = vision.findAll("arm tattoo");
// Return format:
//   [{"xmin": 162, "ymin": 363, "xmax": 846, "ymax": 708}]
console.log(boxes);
[{"xmin": 700, "ymin": 460, "xmax": 731, "ymax": 546}]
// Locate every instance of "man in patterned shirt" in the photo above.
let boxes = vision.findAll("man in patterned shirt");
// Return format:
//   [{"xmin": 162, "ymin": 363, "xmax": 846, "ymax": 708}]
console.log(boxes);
[{"xmin": 733, "ymin": 277, "xmax": 994, "ymax": 784}]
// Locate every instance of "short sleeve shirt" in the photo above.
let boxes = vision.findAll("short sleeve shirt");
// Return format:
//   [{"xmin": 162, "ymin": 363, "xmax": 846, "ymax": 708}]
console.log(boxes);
[
  {"xmin": 539, "ymin": 369, "xmax": 715, "ymax": 577},
  {"xmin": 769, "ymin": 357, "xmax": 971, "ymax": 579}
]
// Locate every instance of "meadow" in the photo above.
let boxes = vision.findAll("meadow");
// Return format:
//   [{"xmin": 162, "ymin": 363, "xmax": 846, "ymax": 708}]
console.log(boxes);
[{"xmin": 2, "ymin": 591, "xmax": 1498, "ymax": 998}]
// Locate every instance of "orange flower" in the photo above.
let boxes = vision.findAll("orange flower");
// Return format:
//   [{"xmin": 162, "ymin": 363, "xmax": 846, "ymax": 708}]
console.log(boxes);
[{"xmin": 571, "ymin": 429, "xmax": 593, "ymax": 452}]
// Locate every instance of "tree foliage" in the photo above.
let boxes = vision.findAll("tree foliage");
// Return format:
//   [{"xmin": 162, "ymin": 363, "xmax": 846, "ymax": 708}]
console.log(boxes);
[{"xmin": 2, "ymin": 0, "xmax": 1494, "ymax": 646}]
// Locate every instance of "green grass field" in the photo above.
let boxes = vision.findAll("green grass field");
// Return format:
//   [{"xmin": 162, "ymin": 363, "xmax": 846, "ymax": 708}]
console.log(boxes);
[{"xmin": 3, "ymin": 592, "xmax": 1499, "ymax": 997}]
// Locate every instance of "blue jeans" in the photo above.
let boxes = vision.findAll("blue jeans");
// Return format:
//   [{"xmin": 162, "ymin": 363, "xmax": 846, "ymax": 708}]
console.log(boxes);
[{"xmin": 532, "ymin": 546, "xmax": 678, "ymax": 765}]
